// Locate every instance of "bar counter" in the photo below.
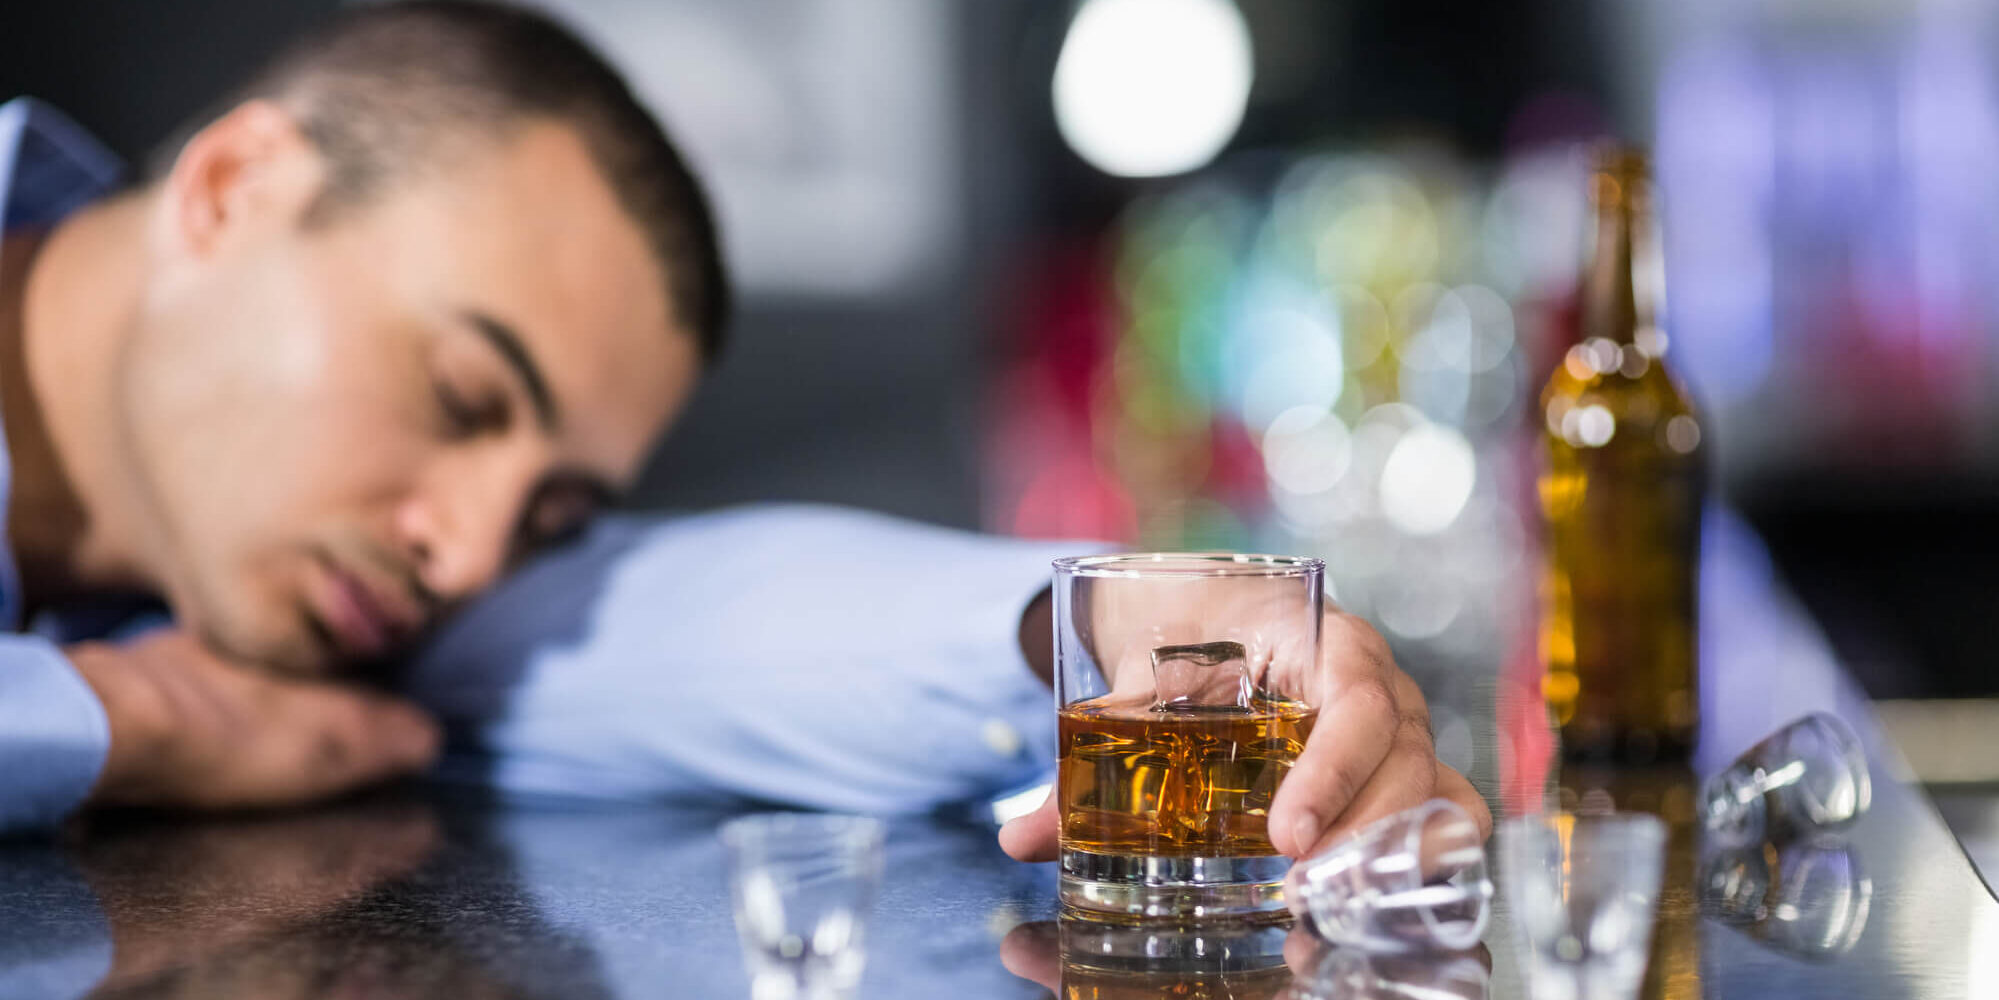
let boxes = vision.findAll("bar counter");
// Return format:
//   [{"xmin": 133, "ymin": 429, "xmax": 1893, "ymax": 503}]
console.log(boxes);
[{"xmin": 2, "ymin": 513, "xmax": 1994, "ymax": 999}]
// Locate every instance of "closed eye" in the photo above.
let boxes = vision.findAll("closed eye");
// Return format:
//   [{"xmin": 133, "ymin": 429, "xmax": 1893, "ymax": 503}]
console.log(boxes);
[
  {"xmin": 512, "ymin": 476, "xmax": 615, "ymax": 560},
  {"xmin": 433, "ymin": 378, "xmax": 509, "ymax": 438}
]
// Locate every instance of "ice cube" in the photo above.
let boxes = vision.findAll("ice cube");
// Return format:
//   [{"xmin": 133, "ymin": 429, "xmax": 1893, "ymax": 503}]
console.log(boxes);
[{"xmin": 1151, "ymin": 640, "xmax": 1253, "ymax": 713}]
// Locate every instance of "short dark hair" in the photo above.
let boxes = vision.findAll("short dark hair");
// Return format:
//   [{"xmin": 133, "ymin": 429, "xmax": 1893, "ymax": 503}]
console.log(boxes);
[{"xmin": 159, "ymin": 0, "xmax": 730, "ymax": 361}]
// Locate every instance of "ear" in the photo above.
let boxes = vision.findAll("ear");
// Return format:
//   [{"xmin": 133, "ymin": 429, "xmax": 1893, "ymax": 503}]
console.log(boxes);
[{"xmin": 153, "ymin": 99, "xmax": 324, "ymax": 260}]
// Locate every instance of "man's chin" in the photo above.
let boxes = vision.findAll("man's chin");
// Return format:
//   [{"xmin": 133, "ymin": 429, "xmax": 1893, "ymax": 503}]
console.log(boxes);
[{"xmin": 194, "ymin": 618, "xmax": 344, "ymax": 680}]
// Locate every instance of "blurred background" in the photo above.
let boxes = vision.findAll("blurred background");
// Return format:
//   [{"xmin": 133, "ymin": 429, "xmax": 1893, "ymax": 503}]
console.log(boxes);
[{"xmin": 6, "ymin": 0, "xmax": 1999, "ymax": 868}]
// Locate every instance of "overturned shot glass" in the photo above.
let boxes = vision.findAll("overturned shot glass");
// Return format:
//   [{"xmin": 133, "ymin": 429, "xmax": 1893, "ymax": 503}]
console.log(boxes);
[
  {"xmin": 721, "ymin": 813, "xmax": 886, "ymax": 1000},
  {"xmin": 1290, "ymin": 798, "xmax": 1492, "ymax": 952},
  {"xmin": 1501, "ymin": 813, "xmax": 1665, "ymax": 1000},
  {"xmin": 1699, "ymin": 712, "xmax": 1871, "ymax": 847}
]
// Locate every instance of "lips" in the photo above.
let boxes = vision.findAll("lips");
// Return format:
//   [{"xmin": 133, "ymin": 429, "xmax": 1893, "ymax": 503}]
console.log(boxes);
[{"xmin": 313, "ymin": 555, "xmax": 423, "ymax": 660}]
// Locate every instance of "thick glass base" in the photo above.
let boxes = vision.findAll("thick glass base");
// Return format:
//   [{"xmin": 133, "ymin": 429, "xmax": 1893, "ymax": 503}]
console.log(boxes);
[{"xmin": 1058, "ymin": 849, "xmax": 1293, "ymax": 921}]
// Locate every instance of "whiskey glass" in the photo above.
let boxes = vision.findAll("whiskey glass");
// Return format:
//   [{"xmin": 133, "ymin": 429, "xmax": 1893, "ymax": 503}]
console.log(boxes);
[{"xmin": 1051, "ymin": 553, "xmax": 1324, "ymax": 920}]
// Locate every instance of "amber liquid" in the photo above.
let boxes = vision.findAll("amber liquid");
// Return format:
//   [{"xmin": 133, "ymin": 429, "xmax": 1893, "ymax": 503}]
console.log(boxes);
[
  {"xmin": 1540, "ymin": 366, "xmax": 1702, "ymax": 760},
  {"xmin": 1058, "ymin": 698, "xmax": 1316, "ymax": 856}
]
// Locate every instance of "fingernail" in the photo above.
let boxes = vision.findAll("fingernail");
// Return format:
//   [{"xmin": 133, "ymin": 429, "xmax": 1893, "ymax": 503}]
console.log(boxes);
[{"xmin": 1289, "ymin": 809, "xmax": 1321, "ymax": 856}]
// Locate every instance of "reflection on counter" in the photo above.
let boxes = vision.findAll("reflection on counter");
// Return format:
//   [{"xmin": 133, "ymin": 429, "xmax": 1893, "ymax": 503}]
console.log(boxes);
[
  {"xmin": 55, "ymin": 794, "xmax": 607, "ymax": 1000},
  {"xmin": 997, "ymin": 916, "xmax": 1495, "ymax": 1000},
  {"xmin": 1285, "ymin": 946, "xmax": 1491, "ymax": 1000},
  {"xmin": 1547, "ymin": 763, "xmax": 1703, "ymax": 1000},
  {"xmin": 1700, "ymin": 839, "xmax": 1871, "ymax": 960},
  {"xmin": 1001, "ymin": 917, "xmax": 1294, "ymax": 999},
  {"xmin": 1500, "ymin": 812, "xmax": 1666, "ymax": 1000}
]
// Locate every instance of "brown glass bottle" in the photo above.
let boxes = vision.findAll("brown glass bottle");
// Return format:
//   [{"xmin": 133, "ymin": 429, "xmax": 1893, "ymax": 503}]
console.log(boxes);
[{"xmin": 1538, "ymin": 147, "xmax": 1704, "ymax": 762}]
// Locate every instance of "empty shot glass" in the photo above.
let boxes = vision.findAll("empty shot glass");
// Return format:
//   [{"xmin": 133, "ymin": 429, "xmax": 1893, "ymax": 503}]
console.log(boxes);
[
  {"xmin": 1291, "ymin": 798, "xmax": 1493, "ymax": 952},
  {"xmin": 1500, "ymin": 813, "xmax": 1666, "ymax": 1000},
  {"xmin": 1699, "ymin": 712, "xmax": 1871, "ymax": 847},
  {"xmin": 1052, "ymin": 553, "xmax": 1325, "ymax": 920},
  {"xmin": 720, "ymin": 813, "xmax": 886, "ymax": 1000}
]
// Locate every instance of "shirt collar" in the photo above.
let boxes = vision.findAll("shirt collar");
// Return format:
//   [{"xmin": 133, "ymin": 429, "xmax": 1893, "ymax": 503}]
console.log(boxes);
[
  {"xmin": 0, "ymin": 99, "xmax": 125, "ymax": 231},
  {"xmin": 0, "ymin": 99, "xmax": 124, "ymax": 630}
]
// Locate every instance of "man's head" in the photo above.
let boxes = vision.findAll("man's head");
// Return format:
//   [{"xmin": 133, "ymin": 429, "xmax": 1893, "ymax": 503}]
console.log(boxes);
[{"xmin": 109, "ymin": 1, "xmax": 726, "ymax": 674}]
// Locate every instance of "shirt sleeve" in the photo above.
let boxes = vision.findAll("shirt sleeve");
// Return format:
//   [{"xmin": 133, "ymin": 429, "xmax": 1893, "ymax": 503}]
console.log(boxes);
[
  {"xmin": 403, "ymin": 504, "xmax": 1107, "ymax": 813},
  {"xmin": 0, "ymin": 635, "xmax": 108, "ymax": 835}
]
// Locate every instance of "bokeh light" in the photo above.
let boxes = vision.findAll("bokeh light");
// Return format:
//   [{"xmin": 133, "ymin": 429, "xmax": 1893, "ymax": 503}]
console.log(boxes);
[
  {"xmin": 1379, "ymin": 422, "xmax": 1479, "ymax": 536},
  {"xmin": 1052, "ymin": 0, "xmax": 1254, "ymax": 178}
]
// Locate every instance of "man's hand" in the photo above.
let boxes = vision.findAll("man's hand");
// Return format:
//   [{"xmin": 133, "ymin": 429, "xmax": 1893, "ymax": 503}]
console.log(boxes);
[
  {"xmin": 999, "ymin": 606, "xmax": 1491, "ymax": 862},
  {"xmin": 68, "ymin": 630, "xmax": 441, "ymax": 810}
]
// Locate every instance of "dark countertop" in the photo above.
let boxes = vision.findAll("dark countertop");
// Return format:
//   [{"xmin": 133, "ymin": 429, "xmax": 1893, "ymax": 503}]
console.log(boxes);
[{"xmin": 3, "ymin": 514, "xmax": 1996, "ymax": 999}]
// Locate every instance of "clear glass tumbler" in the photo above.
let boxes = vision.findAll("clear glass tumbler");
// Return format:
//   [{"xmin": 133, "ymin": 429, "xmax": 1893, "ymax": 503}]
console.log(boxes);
[
  {"xmin": 720, "ymin": 813, "xmax": 886, "ymax": 1000},
  {"xmin": 1500, "ymin": 813, "xmax": 1666, "ymax": 1000},
  {"xmin": 1051, "ymin": 553, "xmax": 1324, "ymax": 920}
]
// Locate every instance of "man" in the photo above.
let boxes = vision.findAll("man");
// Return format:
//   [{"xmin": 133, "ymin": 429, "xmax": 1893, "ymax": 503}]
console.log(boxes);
[{"xmin": 0, "ymin": 1, "xmax": 1485, "ymax": 864}]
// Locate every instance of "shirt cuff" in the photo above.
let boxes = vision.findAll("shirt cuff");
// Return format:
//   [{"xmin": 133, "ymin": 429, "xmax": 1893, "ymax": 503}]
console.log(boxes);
[{"xmin": 0, "ymin": 636, "xmax": 109, "ymax": 835}]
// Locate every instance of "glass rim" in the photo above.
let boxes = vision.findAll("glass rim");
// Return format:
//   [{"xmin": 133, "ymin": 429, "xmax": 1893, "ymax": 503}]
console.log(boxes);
[
  {"xmin": 1401, "ymin": 798, "xmax": 1490, "ymax": 951},
  {"xmin": 1052, "ymin": 552, "xmax": 1324, "ymax": 579}
]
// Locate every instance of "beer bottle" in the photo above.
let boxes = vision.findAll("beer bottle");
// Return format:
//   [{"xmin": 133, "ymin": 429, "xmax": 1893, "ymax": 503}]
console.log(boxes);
[{"xmin": 1538, "ymin": 146, "xmax": 1704, "ymax": 762}]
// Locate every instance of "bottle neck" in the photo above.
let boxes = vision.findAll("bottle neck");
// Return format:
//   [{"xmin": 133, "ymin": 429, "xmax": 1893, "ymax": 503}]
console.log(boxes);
[{"xmin": 1580, "ymin": 166, "xmax": 1664, "ymax": 353}]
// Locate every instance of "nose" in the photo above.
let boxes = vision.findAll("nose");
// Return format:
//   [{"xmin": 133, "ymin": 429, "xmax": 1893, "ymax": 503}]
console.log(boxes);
[{"xmin": 394, "ymin": 453, "xmax": 534, "ymax": 603}]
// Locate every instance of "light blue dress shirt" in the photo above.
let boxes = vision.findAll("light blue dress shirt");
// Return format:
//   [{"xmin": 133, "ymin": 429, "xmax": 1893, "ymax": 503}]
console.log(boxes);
[
  {"xmin": 408, "ymin": 505, "xmax": 1078, "ymax": 813},
  {"xmin": 0, "ymin": 98, "xmax": 124, "ymax": 836},
  {"xmin": 0, "ymin": 97, "xmax": 1079, "ymax": 836}
]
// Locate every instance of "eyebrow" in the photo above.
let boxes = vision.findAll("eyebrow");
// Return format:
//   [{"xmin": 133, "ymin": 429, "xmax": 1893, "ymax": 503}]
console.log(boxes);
[{"xmin": 460, "ymin": 309, "xmax": 558, "ymax": 432}]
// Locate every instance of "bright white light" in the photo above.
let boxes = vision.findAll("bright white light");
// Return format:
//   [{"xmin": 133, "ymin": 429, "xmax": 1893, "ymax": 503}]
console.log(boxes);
[
  {"xmin": 1262, "ymin": 406, "xmax": 1353, "ymax": 495},
  {"xmin": 1378, "ymin": 424, "xmax": 1477, "ymax": 536},
  {"xmin": 1052, "ymin": 0, "xmax": 1254, "ymax": 178}
]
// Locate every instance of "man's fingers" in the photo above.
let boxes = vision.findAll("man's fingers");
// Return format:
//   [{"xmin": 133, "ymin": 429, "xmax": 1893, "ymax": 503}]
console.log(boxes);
[
  {"xmin": 1315, "ymin": 612, "xmax": 1398, "ymax": 689},
  {"xmin": 1435, "ymin": 763, "xmax": 1492, "ymax": 841},
  {"xmin": 1268, "ymin": 678, "xmax": 1399, "ymax": 857},
  {"xmin": 223, "ymin": 682, "xmax": 440, "ymax": 806},
  {"xmin": 998, "ymin": 785, "xmax": 1060, "ymax": 863},
  {"xmin": 76, "ymin": 629, "xmax": 442, "ymax": 812},
  {"xmin": 1298, "ymin": 718, "xmax": 1438, "ymax": 857},
  {"xmin": 997, "ymin": 921, "xmax": 1062, "ymax": 991},
  {"xmin": 1283, "ymin": 925, "xmax": 1328, "ymax": 977}
]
